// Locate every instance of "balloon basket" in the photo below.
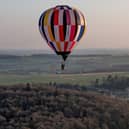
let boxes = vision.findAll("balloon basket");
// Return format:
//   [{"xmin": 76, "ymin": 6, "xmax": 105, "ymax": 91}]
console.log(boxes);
[{"xmin": 61, "ymin": 63, "xmax": 65, "ymax": 70}]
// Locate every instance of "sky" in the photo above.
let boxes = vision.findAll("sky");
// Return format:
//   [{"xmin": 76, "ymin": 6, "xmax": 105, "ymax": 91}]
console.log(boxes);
[{"xmin": 0, "ymin": 0, "xmax": 129, "ymax": 50}]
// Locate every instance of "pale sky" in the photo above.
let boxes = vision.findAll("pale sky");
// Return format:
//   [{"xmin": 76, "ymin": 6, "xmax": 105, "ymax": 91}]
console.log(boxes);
[{"xmin": 0, "ymin": 0, "xmax": 129, "ymax": 50}]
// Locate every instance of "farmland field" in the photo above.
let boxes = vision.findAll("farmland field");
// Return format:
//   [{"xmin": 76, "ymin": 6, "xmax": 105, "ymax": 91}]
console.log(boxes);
[
  {"xmin": 0, "ymin": 52, "xmax": 129, "ymax": 85},
  {"xmin": 0, "ymin": 54, "xmax": 129, "ymax": 85},
  {"xmin": 0, "ymin": 54, "xmax": 129, "ymax": 74}
]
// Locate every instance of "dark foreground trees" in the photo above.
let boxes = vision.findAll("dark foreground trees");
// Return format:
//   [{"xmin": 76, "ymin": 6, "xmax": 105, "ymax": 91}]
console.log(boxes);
[{"xmin": 0, "ymin": 84, "xmax": 129, "ymax": 129}]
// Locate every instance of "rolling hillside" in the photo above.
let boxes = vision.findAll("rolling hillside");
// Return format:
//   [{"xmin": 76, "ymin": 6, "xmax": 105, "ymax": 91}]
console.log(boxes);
[{"xmin": 0, "ymin": 84, "xmax": 129, "ymax": 129}]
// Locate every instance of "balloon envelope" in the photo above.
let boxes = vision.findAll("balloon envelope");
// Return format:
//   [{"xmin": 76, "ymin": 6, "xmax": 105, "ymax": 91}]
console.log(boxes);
[{"xmin": 39, "ymin": 5, "xmax": 87, "ymax": 61}]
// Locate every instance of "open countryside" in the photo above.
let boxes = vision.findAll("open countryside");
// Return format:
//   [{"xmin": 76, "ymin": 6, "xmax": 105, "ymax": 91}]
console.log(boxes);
[{"xmin": 0, "ymin": 52, "xmax": 129, "ymax": 85}]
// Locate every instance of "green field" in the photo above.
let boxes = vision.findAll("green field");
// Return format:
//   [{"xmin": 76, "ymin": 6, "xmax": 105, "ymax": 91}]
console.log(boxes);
[{"xmin": 0, "ymin": 72, "xmax": 129, "ymax": 86}]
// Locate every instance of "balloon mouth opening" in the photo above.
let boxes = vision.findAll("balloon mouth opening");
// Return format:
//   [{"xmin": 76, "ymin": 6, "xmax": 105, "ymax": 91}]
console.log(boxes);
[{"xmin": 56, "ymin": 51, "xmax": 71, "ymax": 61}]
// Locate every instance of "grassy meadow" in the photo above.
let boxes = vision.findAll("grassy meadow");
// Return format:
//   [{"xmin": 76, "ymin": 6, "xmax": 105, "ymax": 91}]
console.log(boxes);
[{"xmin": 0, "ymin": 72, "xmax": 129, "ymax": 86}]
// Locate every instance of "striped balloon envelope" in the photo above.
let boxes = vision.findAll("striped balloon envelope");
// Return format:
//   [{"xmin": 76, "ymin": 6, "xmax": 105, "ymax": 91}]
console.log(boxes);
[{"xmin": 39, "ymin": 5, "xmax": 87, "ymax": 69}]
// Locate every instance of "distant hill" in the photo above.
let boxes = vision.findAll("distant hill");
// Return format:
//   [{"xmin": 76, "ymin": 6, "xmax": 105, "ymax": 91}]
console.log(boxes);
[
  {"xmin": 0, "ymin": 84, "xmax": 129, "ymax": 129},
  {"xmin": 0, "ymin": 48, "xmax": 129, "ymax": 56}
]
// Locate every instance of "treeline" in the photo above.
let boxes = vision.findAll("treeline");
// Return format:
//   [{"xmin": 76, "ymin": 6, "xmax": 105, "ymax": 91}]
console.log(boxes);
[
  {"xmin": 0, "ymin": 84, "xmax": 129, "ymax": 129},
  {"xmin": 94, "ymin": 75, "xmax": 129, "ymax": 91},
  {"xmin": 48, "ymin": 75, "xmax": 129, "ymax": 92}
]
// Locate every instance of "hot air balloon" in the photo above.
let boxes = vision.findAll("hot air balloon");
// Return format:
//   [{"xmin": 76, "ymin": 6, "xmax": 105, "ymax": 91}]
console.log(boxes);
[{"xmin": 39, "ymin": 5, "xmax": 87, "ymax": 70}]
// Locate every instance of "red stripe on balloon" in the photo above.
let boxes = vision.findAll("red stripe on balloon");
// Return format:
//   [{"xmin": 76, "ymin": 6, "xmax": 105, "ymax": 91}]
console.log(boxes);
[
  {"xmin": 69, "ymin": 41, "xmax": 76, "ymax": 51},
  {"xmin": 64, "ymin": 42, "xmax": 69, "ymax": 52},
  {"xmin": 59, "ymin": 25, "xmax": 64, "ymax": 41},
  {"xmin": 54, "ymin": 9, "xmax": 59, "ymax": 25},
  {"xmin": 70, "ymin": 25, "xmax": 76, "ymax": 41}
]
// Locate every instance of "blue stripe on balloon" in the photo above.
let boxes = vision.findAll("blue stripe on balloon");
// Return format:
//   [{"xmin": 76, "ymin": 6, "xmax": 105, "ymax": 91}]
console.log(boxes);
[
  {"xmin": 77, "ymin": 26, "xmax": 85, "ymax": 41},
  {"xmin": 39, "ymin": 11, "xmax": 48, "ymax": 42},
  {"xmin": 49, "ymin": 42, "xmax": 57, "ymax": 52}
]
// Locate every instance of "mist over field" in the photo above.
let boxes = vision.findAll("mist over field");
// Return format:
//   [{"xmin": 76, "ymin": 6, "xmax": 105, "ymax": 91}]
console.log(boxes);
[
  {"xmin": 0, "ymin": 48, "xmax": 129, "ymax": 56},
  {"xmin": 0, "ymin": 49, "xmax": 129, "ymax": 75}
]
